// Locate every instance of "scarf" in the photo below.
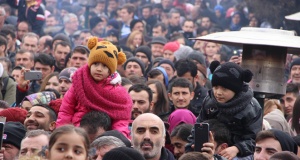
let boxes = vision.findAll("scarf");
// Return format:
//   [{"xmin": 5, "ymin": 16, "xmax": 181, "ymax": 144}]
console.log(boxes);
[{"xmin": 72, "ymin": 65, "xmax": 132, "ymax": 121}]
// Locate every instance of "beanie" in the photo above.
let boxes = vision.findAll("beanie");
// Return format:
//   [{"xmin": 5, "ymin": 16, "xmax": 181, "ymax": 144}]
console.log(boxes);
[
  {"xmin": 87, "ymin": 37, "xmax": 126, "ymax": 74},
  {"xmin": 290, "ymin": 57, "xmax": 300, "ymax": 71},
  {"xmin": 270, "ymin": 151, "xmax": 300, "ymax": 160},
  {"xmin": 158, "ymin": 59, "xmax": 175, "ymax": 71},
  {"xmin": 49, "ymin": 99, "xmax": 62, "ymax": 116},
  {"xmin": 210, "ymin": 61, "xmax": 253, "ymax": 93},
  {"xmin": 107, "ymin": 19, "xmax": 120, "ymax": 30},
  {"xmin": 163, "ymin": 41, "xmax": 180, "ymax": 52},
  {"xmin": 174, "ymin": 44, "xmax": 194, "ymax": 60},
  {"xmin": 123, "ymin": 57, "xmax": 145, "ymax": 76},
  {"xmin": 3, "ymin": 122, "xmax": 26, "ymax": 149},
  {"xmin": 0, "ymin": 108, "xmax": 27, "ymax": 124},
  {"xmin": 130, "ymin": 19, "xmax": 144, "ymax": 31},
  {"xmin": 99, "ymin": 130, "xmax": 131, "ymax": 147},
  {"xmin": 59, "ymin": 67, "xmax": 77, "ymax": 82},
  {"xmin": 103, "ymin": 147, "xmax": 146, "ymax": 160},
  {"xmin": 135, "ymin": 46, "xmax": 152, "ymax": 62},
  {"xmin": 89, "ymin": 16, "xmax": 102, "ymax": 30},
  {"xmin": 270, "ymin": 129, "xmax": 298, "ymax": 154}
]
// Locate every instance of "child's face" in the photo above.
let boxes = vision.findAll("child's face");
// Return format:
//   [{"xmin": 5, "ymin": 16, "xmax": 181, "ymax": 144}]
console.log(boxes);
[
  {"xmin": 90, "ymin": 62, "xmax": 110, "ymax": 82},
  {"xmin": 48, "ymin": 132, "xmax": 87, "ymax": 160},
  {"xmin": 213, "ymin": 86, "xmax": 235, "ymax": 103}
]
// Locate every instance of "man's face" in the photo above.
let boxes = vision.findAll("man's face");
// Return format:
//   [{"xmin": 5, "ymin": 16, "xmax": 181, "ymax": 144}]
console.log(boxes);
[
  {"xmin": 21, "ymin": 36, "xmax": 38, "ymax": 54},
  {"xmin": 142, "ymin": 8, "xmax": 151, "ymax": 19},
  {"xmin": 159, "ymin": 63, "xmax": 174, "ymax": 80},
  {"xmin": 6, "ymin": 34, "xmax": 15, "ymax": 51},
  {"xmin": 79, "ymin": 32, "xmax": 92, "ymax": 45},
  {"xmin": 24, "ymin": 106, "xmax": 54, "ymax": 131},
  {"xmin": 92, "ymin": 22, "xmax": 105, "ymax": 35},
  {"xmin": 12, "ymin": 69, "xmax": 21, "ymax": 84},
  {"xmin": 171, "ymin": 136, "xmax": 187, "ymax": 159},
  {"xmin": 2, "ymin": 143, "xmax": 19, "ymax": 160},
  {"xmin": 132, "ymin": 114, "xmax": 165, "ymax": 160},
  {"xmin": 282, "ymin": 92, "xmax": 297, "ymax": 117},
  {"xmin": 254, "ymin": 138, "xmax": 282, "ymax": 160},
  {"xmin": 46, "ymin": 17, "xmax": 58, "ymax": 26},
  {"xmin": 182, "ymin": 21, "xmax": 194, "ymax": 32},
  {"xmin": 121, "ymin": 9, "xmax": 133, "ymax": 23},
  {"xmin": 65, "ymin": 17, "xmax": 79, "ymax": 33},
  {"xmin": 168, "ymin": 87, "xmax": 194, "ymax": 109},
  {"xmin": 170, "ymin": 13, "xmax": 180, "ymax": 26},
  {"xmin": 135, "ymin": 52, "xmax": 149, "ymax": 68},
  {"xmin": 17, "ymin": 22, "xmax": 29, "ymax": 40},
  {"xmin": 124, "ymin": 62, "xmax": 143, "ymax": 77},
  {"xmin": 151, "ymin": 44, "xmax": 164, "ymax": 58},
  {"xmin": 53, "ymin": 44, "xmax": 71, "ymax": 69},
  {"xmin": 163, "ymin": 50, "xmax": 175, "ymax": 62},
  {"xmin": 129, "ymin": 90, "xmax": 151, "ymax": 119},
  {"xmin": 201, "ymin": 17, "xmax": 211, "ymax": 29},
  {"xmin": 59, "ymin": 78, "xmax": 72, "ymax": 96},
  {"xmin": 152, "ymin": 26, "xmax": 164, "ymax": 37},
  {"xmin": 34, "ymin": 62, "xmax": 53, "ymax": 80},
  {"xmin": 290, "ymin": 65, "xmax": 300, "ymax": 84},
  {"xmin": 69, "ymin": 52, "xmax": 88, "ymax": 68},
  {"xmin": 19, "ymin": 135, "xmax": 49, "ymax": 158},
  {"xmin": 15, "ymin": 52, "xmax": 34, "ymax": 69},
  {"xmin": 108, "ymin": 1, "xmax": 118, "ymax": 11},
  {"xmin": 133, "ymin": 22, "xmax": 144, "ymax": 32}
]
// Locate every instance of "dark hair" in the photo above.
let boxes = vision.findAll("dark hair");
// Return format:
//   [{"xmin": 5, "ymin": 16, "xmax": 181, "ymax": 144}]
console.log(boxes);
[
  {"xmin": 33, "ymin": 104, "xmax": 57, "ymax": 122},
  {"xmin": 17, "ymin": 21, "xmax": 32, "ymax": 32},
  {"xmin": 44, "ymin": 39, "xmax": 53, "ymax": 50},
  {"xmin": 203, "ymin": 119, "xmax": 232, "ymax": 146},
  {"xmin": 0, "ymin": 35, "xmax": 7, "ymax": 51},
  {"xmin": 255, "ymin": 130, "xmax": 276, "ymax": 143},
  {"xmin": 142, "ymin": 4, "xmax": 152, "ymax": 10},
  {"xmin": 215, "ymin": 51, "xmax": 228, "ymax": 62},
  {"xmin": 182, "ymin": 19, "xmax": 194, "ymax": 27},
  {"xmin": 34, "ymin": 53, "xmax": 55, "ymax": 67},
  {"xmin": 0, "ymin": 100, "xmax": 9, "ymax": 109},
  {"xmin": 128, "ymin": 84, "xmax": 153, "ymax": 103},
  {"xmin": 44, "ymin": 88, "xmax": 61, "ymax": 99},
  {"xmin": 0, "ymin": 28, "xmax": 16, "ymax": 39},
  {"xmin": 286, "ymin": 83, "xmax": 299, "ymax": 96},
  {"xmin": 0, "ymin": 57, "xmax": 11, "ymax": 72},
  {"xmin": 54, "ymin": 41, "xmax": 71, "ymax": 51},
  {"xmin": 168, "ymin": 77, "xmax": 193, "ymax": 93},
  {"xmin": 175, "ymin": 59, "xmax": 197, "ymax": 77},
  {"xmin": 71, "ymin": 45, "xmax": 90, "ymax": 57},
  {"xmin": 128, "ymin": 75, "xmax": 146, "ymax": 84},
  {"xmin": 178, "ymin": 152, "xmax": 209, "ymax": 160},
  {"xmin": 292, "ymin": 95, "xmax": 300, "ymax": 134},
  {"xmin": 121, "ymin": 77, "xmax": 133, "ymax": 86},
  {"xmin": 122, "ymin": 3, "xmax": 135, "ymax": 15},
  {"xmin": 52, "ymin": 33, "xmax": 71, "ymax": 47},
  {"xmin": 80, "ymin": 111, "xmax": 111, "ymax": 134},
  {"xmin": 147, "ymin": 69, "xmax": 163, "ymax": 80},
  {"xmin": 153, "ymin": 22, "xmax": 167, "ymax": 32},
  {"xmin": 146, "ymin": 80, "xmax": 169, "ymax": 115},
  {"xmin": 49, "ymin": 125, "xmax": 89, "ymax": 158},
  {"xmin": 16, "ymin": 50, "xmax": 34, "ymax": 61},
  {"xmin": 170, "ymin": 123, "xmax": 193, "ymax": 142}
]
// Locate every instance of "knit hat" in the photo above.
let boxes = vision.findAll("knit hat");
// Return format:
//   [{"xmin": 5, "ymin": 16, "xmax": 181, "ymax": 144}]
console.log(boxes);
[
  {"xmin": 163, "ymin": 41, "xmax": 180, "ymax": 52},
  {"xmin": 49, "ymin": 99, "xmax": 62, "ymax": 116},
  {"xmin": 270, "ymin": 129, "xmax": 298, "ymax": 154},
  {"xmin": 210, "ymin": 61, "xmax": 253, "ymax": 93},
  {"xmin": 151, "ymin": 36, "xmax": 168, "ymax": 45},
  {"xmin": 290, "ymin": 58, "xmax": 300, "ymax": 71},
  {"xmin": 103, "ymin": 147, "xmax": 146, "ymax": 160},
  {"xmin": 135, "ymin": 46, "xmax": 152, "ymax": 62},
  {"xmin": 59, "ymin": 67, "xmax": 77, "ymax": 82},
  {"xmin": 174, "ymin": 44, "xmax": 194, "ymax": 60},
  {"xmin": 123, "ymin": 57, "xmax": 145, "ymax": 76},
  {"xmin": 107, "ymin": 19, "xmax": 120, "ymax": 30},
  {"xmin": 270, "ymin": 151, "xmax": 300, "ymax": 160},
  {"xmin": 158, "ymin": 59, "xmax": 175, "ymax": 71},
  {"xmin": 87, "ymin": 37, "xmax": 126, "ymax": 74},
  {"xmin": 0, "ymin": 108, "xmax": 27, "ymax": 124},
  {"xmin": 23, "ymin": 91, "xmax": 57, "ymax": 106},
  {"xmin": 3, "ymin": 122, "xmax": 26, "ymax": 149},
  {"xmin": 99, "ymin": 130, "xmax": 131, "ymax": 147},
  {"xmin": 89, "ymin": 16, "xmax": 102, "ymax": 30}
]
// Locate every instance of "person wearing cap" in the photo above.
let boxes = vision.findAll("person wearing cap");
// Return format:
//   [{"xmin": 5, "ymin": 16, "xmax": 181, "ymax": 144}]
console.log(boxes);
[
  {"xmin": 288, "ymin": 57, "xmax": 300, "ymax": 85},
  {"xmin": 69, "ymin": 45, "xmax": 89, "ymax": 69},
  {"xmin": 254, "ymin": 129, "xmax": 298, "ymax": 160},
  {"xmin": 150, "ymin": 36, "xmax": 168, "ymax": 59},
  {"xmin": 124, "ymin": 57, "xmax": 146, "ymax": 78},
  {"xmin": 58, "ymin": 67, "xmax": 77, "ymax": 97},
  {"xmin": 163, "ymin": 41, "xmax": 181, "ymax": 63},
  {"xmin": 90, "ymin": 16, "xmax": 105, "ymax": 38},
  {"xmin": 158, "ymin": 59, "xmax": 176, "ymax": 80},
  {"xmin": 20, "ymin": 91, "xmax": 57, "ymax": 111},
  {"xmin": 105, "ymin": 29, "xmax": 120, "ymax": 44},
  {"xmin": 0, "ymin": 122, "xmax": 26, "ymax": 160},
  {"xmin": 135, "ymin": 46, "xmax": 152, "ymax": 74}
]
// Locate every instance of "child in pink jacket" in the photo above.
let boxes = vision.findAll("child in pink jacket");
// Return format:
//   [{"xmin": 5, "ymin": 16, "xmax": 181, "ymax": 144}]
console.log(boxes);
[{"xmin": 56, "ymin": 37, "xmax": 132, "ymax": 137}]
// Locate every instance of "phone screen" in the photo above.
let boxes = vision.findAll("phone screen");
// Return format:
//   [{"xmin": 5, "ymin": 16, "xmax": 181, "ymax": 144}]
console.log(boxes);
[{"xmin": 194, "ymin": 123, "xmax": 209, "ymax": 152}]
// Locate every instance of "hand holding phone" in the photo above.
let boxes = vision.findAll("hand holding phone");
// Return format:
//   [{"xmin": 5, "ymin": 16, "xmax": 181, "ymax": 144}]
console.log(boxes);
[
  {"xmin": 194, "ymin": 123, "xmax": 209, "ymax": 152},
  {"xmin": 24, "ymin": 71, "xmax": 42, "ymax": 81}
]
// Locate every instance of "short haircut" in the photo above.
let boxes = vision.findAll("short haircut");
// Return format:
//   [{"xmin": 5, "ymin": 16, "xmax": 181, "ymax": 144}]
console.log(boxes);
[
  {"xmin": 168, "ymin": 8, "xmax": 180, "ymax": 18},
  {"xmin": 0, "ymin": 100, "xmax": 9, "ymax": 109},
  {"xmin": 175, "ymin": 59, "xmax": 198, "ymax": 78},
  {"xmin": 153, "ymin": 22, "xmax": 167, "ymax": 32},
  {"xmin": 54, "ymin": 41, "xmax": 71, "ymax": 51},
  {"xmin": 80, "ymin": 111, "xmax": 111, "ymax": 135},
  {"xmin": 168, "ymin": 77, "xmax": 193, "ymax": 93},
  {"xmin": 179, "ymin": 152, "xmax": 209, "ymax": 160},
  {"xmin": 286, "ymin": 83, "xmax": 299, "ymax": 96},
  {"xmin": 32, "ymin": 104, "xmax": 57, "ymax": 122},
  {"xmin": 0, "ymin": 57, "xmax": 11, "ymax": 72},
  {"xmin": 128, "ymin": 84, "xmax": 153, "ymax": 103},
  {"xmin": 203, "ymin": 119, "xmax": 232, "ymax": 146},
  {"xmin": 52, "ymin": 33, "xmax": 71, "ymax": 47},
  {"xmin": 142, "ymin": 4, "xmax": 152, "ymax": 10},
  {"xmin": 0, "ymin": 35, "xmax": 7, "ymax": 50},
  {"xmin": 22, "ymin": 32, "xmax": 39, "ymax": 44},
  {"xmin": 63, "ymin": 13, "xmax": 77, "ymax": 24},
  {"xmin": 182, "ymin": 19, "xmax": 194, "ymax": 27},
  {"xmin": 147, "ymin": 69, "xmax": 163, "ymax": 80},
  {"xmin": 0, "ymin": 28, "xmax": 16, "ymax": 39},
  {"xmin": 121, "ymin": 3, "xmax": 135, "ymax": 15},
  {"xmin": 170, "ymin": 124, "xmax": 193, "ymax": 142},
  {"xmin": 255, "ymin": 130, "xmax": 276, "ymax": 143},
  {"xmin": 34, "ymin": 53, "xmax": 55, "ymax": 67},
  {"xmin": 71, "ymin": 45, "xmax": 90, "ymax": 57},
  {"xmin": 17, "ymin": 21, "xmax": 32, "ymax": 32},
  {"xmin": 24, "ymin": 129, "xmax": 50, "ymax": 139},
  {"xmin": 121, "ymin": 77, "xmax": 132, "ymax": 86},
  {"xmin": 91, "ymin": 136, "xmax": 125, "ymax": 149},
  {"xmin": 216, "ymin": 51, "xmax": 228, "ymax": 62},
  {"xmin": 16, "ymin": 50, "xmax": 34, "ymax": 61}
]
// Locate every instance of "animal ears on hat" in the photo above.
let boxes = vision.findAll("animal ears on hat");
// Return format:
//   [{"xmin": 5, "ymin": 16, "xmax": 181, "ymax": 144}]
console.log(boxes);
[
  {"xmin": 117, "ymin": 52, "xmax": 126, "ymax": 65},
  {"xmin": 242, "ymin": 69, "xmax": 253, "ymax": 83},
  {"xmin": 87, "ymin": 36, "xmax": 98, "ymax": 50},
  {"xmin": 209, "ymin": 60, "xmax": 221, "ymax": 73}
]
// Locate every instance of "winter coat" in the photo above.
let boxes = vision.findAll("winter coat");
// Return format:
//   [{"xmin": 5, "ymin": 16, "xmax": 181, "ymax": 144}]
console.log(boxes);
[{"xmin": 56, "ymin": 65, "xmax": 132, "ymax": 137}]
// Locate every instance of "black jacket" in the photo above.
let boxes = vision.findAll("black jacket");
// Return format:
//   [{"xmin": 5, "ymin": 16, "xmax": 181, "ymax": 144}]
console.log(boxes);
[
  {"xmin": 187, "ymin": 86, "xmax": 262, "ymax": 157},
  {"xmin": 159, "ymin": 147, "xmax": 175, "ymax": 160},
  {"xmin": 190, "ymin": 82, "xmax": 208, "ymax": 117}
]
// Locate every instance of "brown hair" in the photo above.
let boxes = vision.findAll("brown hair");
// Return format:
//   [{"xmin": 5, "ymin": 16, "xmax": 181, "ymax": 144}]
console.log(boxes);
[
  {"xmin": 146, "ymin": 80, "xmax": 169, "ymax": 116},
  {"xmin": 39, "ymin": 72, "xmax": 59, "ymax": 92},
  {"xmin": 255, "ymin": 130, "xmax": 276, "ymax": 143},
  {"xmin": 126, "ymin": 31, "xmax": 145, "ymax": 52},
  {"xmin": 264, "ymin": 99, "xmax": 283, "ymax": 116}
]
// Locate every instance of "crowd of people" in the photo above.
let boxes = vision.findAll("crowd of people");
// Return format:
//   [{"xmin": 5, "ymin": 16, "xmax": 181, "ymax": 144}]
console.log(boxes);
[{"xmin": 0, "ymin": 0, "xmax": 298, "ymax": 160}]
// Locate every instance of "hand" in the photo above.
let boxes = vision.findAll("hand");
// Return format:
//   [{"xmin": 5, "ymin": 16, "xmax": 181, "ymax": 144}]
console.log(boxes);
[
  {"xmin": 0, "ymin": 147, "xmax": 5, "ymax": 160},
  {"xmin": 18, "ymin": 68, "xmax": 30, "ymax": 89},
  {"xmin": 219, "ymin": 146, "xmax": 239, "ymax": 160},
  {"xmin": 229, "ymin": 55, "xmax": 242, "ymax": 65},
  {"xmin": 110, "ymin": 72, "xmax": 121, "ymax": 85},
  {"xmin": 201, "ymin": 131, "xmax": 215, "ymax": 159}
]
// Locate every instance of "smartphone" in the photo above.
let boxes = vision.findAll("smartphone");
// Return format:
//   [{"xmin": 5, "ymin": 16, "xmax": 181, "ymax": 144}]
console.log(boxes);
[
  {"xmin": 24, "ymin": 71, "xmax": 42, "ymax": 81},
  {"xmin": 194, "ymin": 123, "xmax": 209, "ymax": 152},
  {"xmin": 0, "ymin": 116, "xmax": 6, "ymax": 149}
]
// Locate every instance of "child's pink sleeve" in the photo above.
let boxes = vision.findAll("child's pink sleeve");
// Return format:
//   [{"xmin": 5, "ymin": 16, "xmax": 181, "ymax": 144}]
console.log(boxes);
[
  {"xmin": 56, "ymin": 86, "xmax": 77, "ymax": 127},
  {"xmin": 112, "ymin": 120, "xmax": 130, "ymax": 139}
]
